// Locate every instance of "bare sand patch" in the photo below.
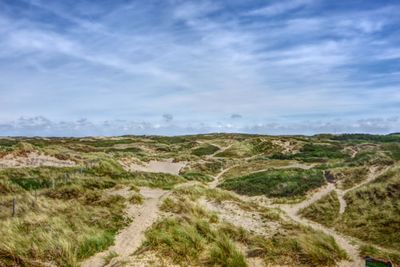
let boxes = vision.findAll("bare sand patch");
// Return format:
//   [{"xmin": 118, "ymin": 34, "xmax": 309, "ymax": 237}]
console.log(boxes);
[
  {"xmin": 0, "ymin": 152, "xmax": 76, "ymax": 168},
  {"xmin": 120, "ymin": 158, "xmax": 186, "ymax": 175},
  {"xmin": 199, "ymin": 199, "xmax": 279, "ymax": 238}
]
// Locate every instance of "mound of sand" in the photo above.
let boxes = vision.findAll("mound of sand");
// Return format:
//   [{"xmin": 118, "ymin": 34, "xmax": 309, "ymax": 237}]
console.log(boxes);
[
  {"xmin": 119, "ymin": 158, "xmax": 186, "ymax": 175},
  {"xmin": 0, "ymin": 152, "xmax": 76, "ymax": 168}
]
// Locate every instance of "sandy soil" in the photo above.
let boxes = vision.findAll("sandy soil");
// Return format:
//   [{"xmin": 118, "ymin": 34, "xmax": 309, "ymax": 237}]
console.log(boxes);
[
  {"xmin": 277, "ymin": 183, "xmax": 364, "ymax": 267},
  {"xmin": 0, "ymin": 152, "xmax": 76, "ymax": 168},
  {"xmin": 119, "ymin": 158, "xmax": 186, "ymax": 175},
  {"xmin": 81, "ymin": 187, "xmax": 168, "ymax": 267},
  {"xmin": 208, "ymin": 165, "xmax": 238, "ymax": 188},
  {"xmin": 200, "ymin": 199, "xmax": 279, "ymax": 238},
  {"xmin": 336, "ymin": 166, "xmax": 385, "ymax": 214},
  {"xmin": 275, "ymin": 166, "xmax": 389, "ymax": 267}
]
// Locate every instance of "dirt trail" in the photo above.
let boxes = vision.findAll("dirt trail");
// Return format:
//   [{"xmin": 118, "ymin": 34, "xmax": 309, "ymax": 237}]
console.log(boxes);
[
  {"xmin": 336, "ymin": 166, "xmax": 384, "ymax": 214},
  {"xmin": 278, "ymin": 183, "xmax": 364, "ymax": 266},
  {"xmin": 81, "ymin": 187, "xmax": 168, "ymax": 267},
  {"xmin": 81, "ymin": 180, "xmax": 200, "ymax": 267},
  {"xmin": 208, "ymin": 165, "xmax": 238, "ymax": 189},
  {"xmin": 276, "ymin": 166, "xmax": 388, "ymax": 266}
]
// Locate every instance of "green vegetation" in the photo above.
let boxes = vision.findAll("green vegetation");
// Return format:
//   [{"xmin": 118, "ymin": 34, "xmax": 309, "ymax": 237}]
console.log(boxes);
[
  {"xmin": 182, "ymin": 172, "xmax": 213, "ymax": 182},
  {"xmin": 300, "ymin": 191, "xmax": 340, "ymax": 227},
  {"xmin": 219, "ymin": 159, "xmax": 294, "ymax": 181},
  {"xmin": 220, "ymin": 168, "xmax": 326, "ymax": 198},
  {"xmin": 335, "ymin": 168, "xmax": 400, "ymax": 251},
  {"xmin": 255, "ymin": 226, "xmax": 348, "ymax": 266},
  {"xmin": 326, "ymin": 167, "xmax": 369, "ymax": 190},
  {"xmin": 360, "ymin": 245, "xmax": 400, "ymax": 266},
  {"xmin": 0, "ymin": 193, "xmax": 128, "ymax": 266},
  {"xmin": 129, "ymin": 192, "xmax": 144, "ymax": 204},
  {"xmin": 331, "ymin": 134, "xmax": 400, "ymax": 143},
  {"xmin": 192, "ymin": 144, "xmax": 219, "ymax": 156},
  {"xmin": 271, "ymin": 143, "xmax": 348, "ymax": 162},
  {"xmin": 0, "ymin": 134, "xmax": 398, "ymax": 266}
]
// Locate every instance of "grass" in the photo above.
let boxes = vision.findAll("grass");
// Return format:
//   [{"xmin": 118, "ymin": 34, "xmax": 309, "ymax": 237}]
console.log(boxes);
[
  {"xmin": 359, "ymin": 244, "xmax": 400, "ymax": 266},
  {"xmin": 1, "ymin": 134, "xmax": 399, "ymax": 266},
  {"xmin": 129, "ymin": 192, "xmax": 144, "ymax": 204},
  {"xmin": 220, "ymin": 168, "xmax": 326, "ymax": 198},
  {"xmin": 0, "ymin": 194, "xmax": 128, "ymax": 266},
  {"xmin": 191, "ymin": 144, "xmax": 220, "ymax": 156},
  {"xmin": 181, "ymin": 172, "xmax": 213, "ymax": 182},
  {"xmin": 271, "ymin": 143, "xmax": 348, "ymax": 162},
  {"xmin": 103, "ymin": 251, "xmax": 118, "ymax": 265},
  {"xmin": 214, "ymin": 142, "xmax": 253, "ymax": 158},
  {"xmin": 326, "ymin": 166, "xmax": 369, "ymax": 190},
  {"xmin": 248, "ymin": 223, "xmax": 348, "ymax": 267},
  {"xmin": 299, "ymin": 191, "xmax": 340, "ymax": 227},
  {"xmin": 140, "ymin": 201, "xmax": 246, "ymax": 266},
  {"xmin": 184, "ymin": 159, "xmax": 225, "ymax": 176},
  {"xmin": 208, "ymin": 234, "xmax": 247, "ymax": 267},
  {"xmin": 219, "ymin": 159, "xmax": 295, "ymax": 181},
  {"xmin": 335, "ymin": 168, "xmax": 400, "ymax": 251}
]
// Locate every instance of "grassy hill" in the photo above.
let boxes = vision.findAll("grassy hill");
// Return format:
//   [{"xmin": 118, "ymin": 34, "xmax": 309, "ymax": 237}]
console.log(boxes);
[{"xmin": 0, "ymin": 133, "xmax": 398, "ymax": 266}]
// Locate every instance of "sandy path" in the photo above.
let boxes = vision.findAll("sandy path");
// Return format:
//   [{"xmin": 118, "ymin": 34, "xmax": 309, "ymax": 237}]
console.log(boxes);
[
  {"xmin": 276, "ymin": 166, "xmax": 388, "ymax": 266},
  {"xmin": 336, "ymin": 166, "xmax": 384, "ymax": 214},
  {"xmin": 208, "ymin": 165, "xmax": 238, "ymax": 188},
  {"xmin": 336, "ymin": 189, "xmax": 347, "ymax": 214},
  {"xmin": 278, "ymin": 183, "xmax": 364, "ymax": 267},
  {"xmin": 81, "ymin": 187, "xmax": 168, "ymax": 267}
]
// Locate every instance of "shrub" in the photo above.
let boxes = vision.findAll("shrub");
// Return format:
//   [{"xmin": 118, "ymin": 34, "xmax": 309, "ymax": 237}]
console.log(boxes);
[{"xmin": 220, "ymin": 168, "xmax": 326, "ymax": 198}]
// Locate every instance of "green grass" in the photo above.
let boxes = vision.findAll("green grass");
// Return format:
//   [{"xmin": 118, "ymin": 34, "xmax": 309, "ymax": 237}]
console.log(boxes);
[
  {"xmin": 326, "ymin": 167, "xmax": 369, "ymax": 190},
  {"xmin": 220, "ymin": 168, "xmax": 326, "ymax": 198},
  {"xmin": 271, "ymin": 143, "xmax": 348, "ymax": 162},
  {"xmin": 335, "ymin": 168, "xmax": 400, "ymax": 250},
  {"xmin": 208, "ymin": 234, "xmax": 247, "ymax": 267},
  {"xmin": 246, "ymin": 223, "xmax": 348, "ymax": 267},
  {"xmin": 383, "ymin": 143, "xmax": 400, "ymax": 161},
  {"xmin": 191, "ymin": 144, "xmax": 220, "ymax": 156},
  {"xmin": 0, "ymin": 194, "xmax": 128, "ymax": 266},
  {"xmin": 129, "ymin": 192, "xmax": 144, "ymax": 204},
  {"xmin": 299, "ymin": 191, "xmax": 340, "ymax": 227},
  {"xmin": 182, "ymin": 172, "xmax": 213, "ymax": 182},
  {"xmin": 139, "ymin": 208, "xmax": 246, "ymax": 266}
]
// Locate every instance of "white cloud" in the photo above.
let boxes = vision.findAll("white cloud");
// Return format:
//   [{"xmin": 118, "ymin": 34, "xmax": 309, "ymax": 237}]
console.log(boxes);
[
  {"xmin": 247, "ymin": 0, "xmax": 314, "ymax": 16},
  {"xmin": 0, "ymin": 1, "xmax": 399, "ymax": 135}
]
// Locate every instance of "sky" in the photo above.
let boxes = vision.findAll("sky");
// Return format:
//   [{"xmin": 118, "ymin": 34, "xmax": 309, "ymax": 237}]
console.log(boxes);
[{"xmin": 0, "ymin": 0, "xmax": 399, "ymax": 136}]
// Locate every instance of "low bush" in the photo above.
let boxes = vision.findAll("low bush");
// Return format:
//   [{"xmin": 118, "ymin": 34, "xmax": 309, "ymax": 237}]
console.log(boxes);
[
  {"xmin": 220, "ymin": 168, "xmax": 326, "ymax": 198},
  {"xmin": 191, "ymin": 144, "xmax": 219, "ymax": 156}
]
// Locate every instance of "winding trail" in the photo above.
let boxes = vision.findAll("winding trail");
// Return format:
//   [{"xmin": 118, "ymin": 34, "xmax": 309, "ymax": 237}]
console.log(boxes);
[
  {"xmin": 336, "ymin": 166, "xmax": 385, "ymax": 214},
  {"xmin": 81, "ymin": 187, "xmax": 169, "ymax": 267},
  {"xmin": 278, "ymin": 183, "xmax": 363, "ymax": 266},
  {"xmin": 276, "ymin": 165, "xmax": 389, "ymax": 266},
  {"xmin": 208, "ymin": 164, "xmax": 238, "ymax": 188}
]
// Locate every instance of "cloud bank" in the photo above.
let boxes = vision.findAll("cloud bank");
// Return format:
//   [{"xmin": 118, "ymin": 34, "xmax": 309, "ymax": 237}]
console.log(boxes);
[
  {"xmin": 1, "ymin": 116, "xmax": 398, "ymax": 137},
  {"xmin": 0, "ymin": 0, "xmax": 399, "ymax": 135}
]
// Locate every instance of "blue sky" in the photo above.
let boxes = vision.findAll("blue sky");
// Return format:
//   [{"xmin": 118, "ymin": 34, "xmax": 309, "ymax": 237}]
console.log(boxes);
[{"xmin": 0, "ymin": 0, "xmax": 399, "ymax": 136}]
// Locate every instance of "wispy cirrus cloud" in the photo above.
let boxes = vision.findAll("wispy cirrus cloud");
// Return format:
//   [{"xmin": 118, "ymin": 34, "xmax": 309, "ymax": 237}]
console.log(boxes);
[{"xmin": 0, "ymin": 0, "xmax": 399, "ymax": 135}]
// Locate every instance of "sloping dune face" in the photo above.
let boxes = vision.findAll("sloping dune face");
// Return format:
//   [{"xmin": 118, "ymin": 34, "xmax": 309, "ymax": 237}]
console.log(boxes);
[
  {"xmin": 119, "ymin": 158, "xmax": 186, "ymax": 175},
  {"xmin": 0, "ymin": 152, "xmax": 76, "ymax": 168}
]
